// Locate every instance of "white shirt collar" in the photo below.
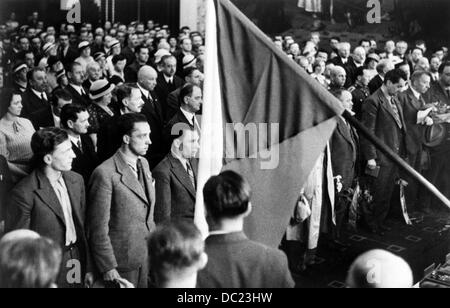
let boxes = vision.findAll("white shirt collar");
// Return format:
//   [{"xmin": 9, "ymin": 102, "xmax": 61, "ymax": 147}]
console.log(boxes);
[
  {"xmin": 180, "ymin": 108, "xmax": 195, "ymax": 126},
  {"xmin": 170, "ymin": 149, "xmax": 188, "ymax": 171},
  {"xmin": 410, "ymin": 86, "xmax": 421, "ymax": 100},
  {"xmin": 137, "ymin": 83, "xmax": 150, "ymax": 99},
  {"xmin": 164, "ymin": 74, "xmax": 173, "ymax": 84},
  {"xmin": 31, "ymin": 88, "xmax": 47, "ymax": 101},
  {"xmin": 53, "ymin": 114, "xmax": 61, "ymax": 128},
  {"xmin": 70, "ymin": 83, "xmax": 84, "ymax": 96},
  {"xmin": 68, "ymin": 134, "xmax": 81, "ymax": 146}
]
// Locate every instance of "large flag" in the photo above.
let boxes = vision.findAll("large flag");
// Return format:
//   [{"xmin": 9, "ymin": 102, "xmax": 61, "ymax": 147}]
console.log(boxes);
[{"xmin": 195, "ymin": 0, "xmax": 345, "ymax": 247}]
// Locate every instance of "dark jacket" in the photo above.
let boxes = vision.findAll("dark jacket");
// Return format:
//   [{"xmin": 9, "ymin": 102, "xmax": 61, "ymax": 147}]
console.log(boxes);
[
  {"xmin": 153, "ymin": 154, "xmax": 198, "ymax": 224},
  {"xmin": 397, "ymin": 88, "xmax": 428, "ymax": 157},
  {"xmin": 360, "ymin": 88, "xmax": 408, "ymax": 165},
  {"xmin": 368, "ymin": 75, "xmax": 384, "ymax": 95},
  {"xmin": 21, "ymin": 88, "xmax": 49, "ymax": 118},
  {"xmin": 140, "ymin": 90, "xmax": 166, "ymax": 169},
  {"xmin": 196, "ymin": 232, "xmax": 295, "ymax": 288},
  {"xmin": 155, "ymin": 73, "xmax": 185, "ymax": 122},
  {"xmin": 330, "ymin": 117, "xmax": 359, "ymax": 190},
  {"xmin": 66, "ymin": 84, "xmax": 91, "ymax": 107},
  {"xmin": 28, "ymin": 105, "xmax": 56, "ymax": 130},
  {"xmin": 71, "ymin": 134, "xmax": 99, "ymax": 185}
]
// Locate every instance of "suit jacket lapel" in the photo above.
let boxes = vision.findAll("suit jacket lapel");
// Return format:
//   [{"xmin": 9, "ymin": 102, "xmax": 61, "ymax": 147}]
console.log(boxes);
[
  {"xmin": 35, "ymin": 171, "xmax": 66, "ymax": 226},
  {"xmin": 114, "ymin": 153, "xmax": 149, "ymax": 205},
  {"xmin": 169, "ymin": 155, "xmax": 196, "ymax": 198},
  {"xmin": 407, "ymin": 89, "xmax": 423, "ymax": 110},
  {"xmin": 379, "ymin": 91, "xmax": 403, "ymax": 129}
]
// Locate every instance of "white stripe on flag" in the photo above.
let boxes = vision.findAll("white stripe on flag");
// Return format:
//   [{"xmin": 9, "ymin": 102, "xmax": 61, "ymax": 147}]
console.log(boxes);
[{"xmin": 194, "ymin": 0, "xmax": 224, "ymax": 238}]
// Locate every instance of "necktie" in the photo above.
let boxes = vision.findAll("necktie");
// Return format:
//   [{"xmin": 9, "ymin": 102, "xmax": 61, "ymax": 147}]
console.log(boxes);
[
  {"xmin": 446, "ymin": 89, "xmax": 450, "ymax": 99},
  {"xmin": 186, "ymin": 160, "xmax": 196, "ymax": 189},
  {"xmin": 137, "ymin": 159, "xmax": 146, "ymax": 190},
  {"xmin": 77, "ymin": 138, "xmax": 83, "ymax": 153},
  {"xmin": 41, "ymin": 93, "xmax": 46, "ymax": 102},
  {"xmin": 390, "ymin": 98, "xmax": 403, "ymax": 129}
]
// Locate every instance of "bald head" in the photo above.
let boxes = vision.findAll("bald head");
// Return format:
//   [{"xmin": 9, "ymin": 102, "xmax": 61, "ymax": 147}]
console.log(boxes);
[
  {"xmin": 138, "ymin": 65, "xmax": 158, "ymax": 92},
  {"xmin": 346, "ymin": 250, "xmax": 413, "ymax": 288},
  {"xmin": 0, "ymin": 230, "xmax": 40, "ymax": 245}
]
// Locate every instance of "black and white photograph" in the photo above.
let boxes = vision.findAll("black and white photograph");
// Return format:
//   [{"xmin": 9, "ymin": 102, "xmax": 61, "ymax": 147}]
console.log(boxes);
[{"xmin": 0, "ymin": 0, "xmax": 450, "ymax": 293}]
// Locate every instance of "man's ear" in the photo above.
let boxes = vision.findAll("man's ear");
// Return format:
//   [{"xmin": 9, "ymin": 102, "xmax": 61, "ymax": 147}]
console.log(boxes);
[
  {"xmin": 173, "ymin": 138, "xmax": 182, "ymax": 150},
  {"xmin": 67, "ymin": 120, "xmax": 74, "ymax": 130},
  {"xmin": 43, "ymin": 154, "xmax": 52, "ymax": 166},
  {"xmin": 123, "ymin": 134, "xmax": 130, "ymax": 145}
]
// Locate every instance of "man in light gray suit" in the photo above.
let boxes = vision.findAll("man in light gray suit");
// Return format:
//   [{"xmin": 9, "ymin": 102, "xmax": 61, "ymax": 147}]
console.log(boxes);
[{"xmin": 87, "ymin": 113, "xmax": 155, "ymax": 288}]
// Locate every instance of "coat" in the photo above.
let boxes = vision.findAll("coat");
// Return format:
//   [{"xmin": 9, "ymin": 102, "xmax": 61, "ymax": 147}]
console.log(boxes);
[{"xmin": 87, "ymin": 151, "xmax": 155, "ymax": 273}]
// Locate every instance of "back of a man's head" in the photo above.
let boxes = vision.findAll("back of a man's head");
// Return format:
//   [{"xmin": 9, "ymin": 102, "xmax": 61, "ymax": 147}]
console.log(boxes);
[
  {"xmin": 346, "ymin": 249, "xmax": 413, "ymax": 288},
  {"xmin": 148, "ymin": 221, "xmax": 206, "ymax": 288},
  {"xmin": 0, "ymin": 237, "xmax": 62, "ymax": 288},
  {"xmin": 203, "ymin": 171, "xmax": 251, "ymax": 222}
]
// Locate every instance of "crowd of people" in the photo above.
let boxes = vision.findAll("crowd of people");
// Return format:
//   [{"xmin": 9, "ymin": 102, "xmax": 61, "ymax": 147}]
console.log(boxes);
[{"xmin": 0, "ymin": 9, "xmax": 448, "ymax": 288}]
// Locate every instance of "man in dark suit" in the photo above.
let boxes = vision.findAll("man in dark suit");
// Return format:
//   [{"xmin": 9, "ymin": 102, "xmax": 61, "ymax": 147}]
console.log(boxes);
[
  {"xmin": 330, "ymin": 89, "xmax": 359, "ymax": 243},
  {"xmin": 88, "ymin": 113, "xmax": 155, "ymax": 288},
  {"xmin": 153, "ymin": 128, "xmax": 200, "ymax": 224},
  {"xmin": 330, "ymin": 42, "xmax": 356, "ymax": 88},
  {"xmin": 397, "ymin": 71, "xmax": 433, "ymax": 212},
  {"xmin": 361, "ymin": 69, "xmax": 409, "ymax": 235},
  {"xmin": 155, "ymin": 55, "xmax": 185, "ymax": 122},
  {"xmin": 58, "ymin": 33, "xmax": 78, "ymax": 70},
  {"xmin": 0, "ymin": 155, "xmax": 12, "ymax": 223},
  {"xmin": 164, "ymin": 84, "xmax": 202, "ymax": 154},
  {"xmin": 196, "ymin": 171, "xmax": 294, "ymax": 288},
  {"xmin": 60, "ymin": 104, "xmax": 99, "ymax": 185},
  {"xmin": 21, "ymin": 67, "xmax": 50, "ymax": 118},
  {"xmin": 368, "ymin": 59, "xmax": 395, "ymax": 94},
  {"xmin": 137, "ymin": 65, "xmax": 166, "ymax": 169},
  {"xmin": 66, "ymin": 62, "xmax": 91, "ymax": 107},
  {"xmin": 422, "ymin": 62, "xmax": 450, "ymax": 209},
  {"xmin": 97, "ymin": 83, "xmax": 146, "ymax": 163},
  {"xmin": 5, "ymin": 128, "xmax": 94, "ymax": 288},
  {"xmin": 29, "ymin": 89, "xmax": 72, "ymax": 130},
  {"xmin": 124, "ymin": 45, "xmax": 150, "ymax": 83},
  {"xmin": 167, "ymin": 67, "xmax": 203, "ymax": 121}
]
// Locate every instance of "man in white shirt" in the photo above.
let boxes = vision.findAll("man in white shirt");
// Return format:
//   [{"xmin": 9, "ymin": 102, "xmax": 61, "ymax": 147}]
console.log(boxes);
[{"xmin": 6, "ymin": 127, "xmax": 94, "ymax": 288}]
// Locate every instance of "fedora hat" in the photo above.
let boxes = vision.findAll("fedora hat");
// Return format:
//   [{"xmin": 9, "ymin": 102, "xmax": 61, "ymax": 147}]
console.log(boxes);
[
  {"xmin": 423, "ymin": 124, "xmax": 447, "ymax": 148},
  {"xmin": 89, "ymin": 79, "xmax": 115, "ymax": 100}
]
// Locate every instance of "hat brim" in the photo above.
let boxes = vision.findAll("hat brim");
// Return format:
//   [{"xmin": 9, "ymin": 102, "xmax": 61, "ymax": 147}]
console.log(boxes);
[
  {"xmin": 423, "ymin": 124, "xmax": 447, "ymax": 148},
  {"xmin": 89, "ymin": 83, "xmax": 115, "ymax": 100}
]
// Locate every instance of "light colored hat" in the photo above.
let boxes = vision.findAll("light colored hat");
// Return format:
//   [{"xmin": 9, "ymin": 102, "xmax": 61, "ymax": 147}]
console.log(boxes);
[
  {"xmin": 89, "ymin": 79, "xmax": 115, "ymax": 100},
  {"xmin": 183, "ymin": 54, "xmax": 196, "ymax": 68},
  {"xmin": 94, "ymin": 52, "xmax": 106, "ymax": 61},
  {"xmin": 78, "ymin": 41, "xmax": 90, "ymax": 51},
  {"xmin": 109, "ymin": 39, "xmax": 120, "ymax": 49},
  {"xmin": 13, "ymin": 62, "xmax": 28, "ymax": 74},
  {"xmin": 367, "ymin": 53, "xmax": 380, "ymax": 62},
  {"xmin": 154, "ymin": 49, "xmax": 171, "ymax": 64},
  {"xmin": 42, "ymin": 42, "xmax": 55, "ymax": 54}
]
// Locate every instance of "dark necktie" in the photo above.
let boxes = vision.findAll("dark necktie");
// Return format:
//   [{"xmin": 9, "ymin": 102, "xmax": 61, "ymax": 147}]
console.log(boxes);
[
  {"xmin": 41, "ymin": 93, "xmax": 47, "ymax": 102},
  {"xmin": 186, "ymin": 160, "xmax": 196, "ymax": 189},
  {"xmin": 77, "ymin": 138, "xmax": 83, "ymax": 153},
  {"xmin": 137, "ymin": 159, "xmax": 146, "ymax": 192},
  {"xmin": 390, "ymin": 98, "xmax": 403, "ymax": 129},
  {"xmin": 446, "ymin": 89, "xmax": 450, "ymax": 99}
]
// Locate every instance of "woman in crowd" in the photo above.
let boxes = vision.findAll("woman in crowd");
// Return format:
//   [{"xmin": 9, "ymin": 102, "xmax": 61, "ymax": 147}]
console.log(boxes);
[
  {"xmin": 0, "ymin": 89, "xmax": 35, "ymax": 184},
  {"xmin": 310, "ymin": 59, "xmax": 328, "ymax": 88},
  {"xmin": 87, "ymin": 79, "xmax": 115, "ymax": 148}
]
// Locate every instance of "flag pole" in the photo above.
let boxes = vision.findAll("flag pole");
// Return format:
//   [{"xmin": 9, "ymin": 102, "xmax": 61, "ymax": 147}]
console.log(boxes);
[{"xmin": 342, "ymin": 110, "xmax": 450, "ymax": 209}]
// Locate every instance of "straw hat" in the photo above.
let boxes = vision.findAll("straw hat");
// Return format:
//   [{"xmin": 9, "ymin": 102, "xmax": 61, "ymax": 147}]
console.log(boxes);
[{"xmin": 89, "ymin": 79, "xmax": 115, "ymax": 100}]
